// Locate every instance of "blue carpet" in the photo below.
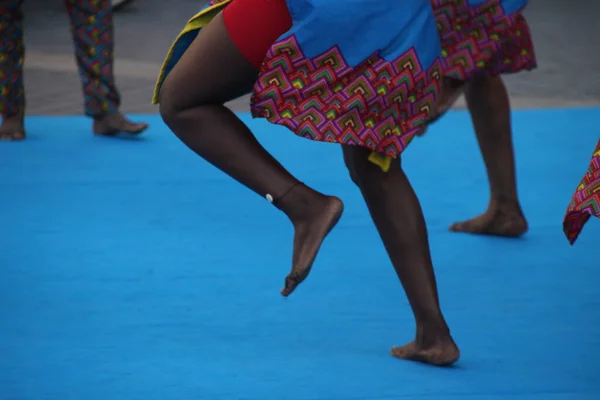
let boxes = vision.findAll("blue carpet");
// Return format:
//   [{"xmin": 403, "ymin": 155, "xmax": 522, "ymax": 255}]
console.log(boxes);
[{"xmin": 1, "ymin": 108, "xmax": 599, "ymax": 400}]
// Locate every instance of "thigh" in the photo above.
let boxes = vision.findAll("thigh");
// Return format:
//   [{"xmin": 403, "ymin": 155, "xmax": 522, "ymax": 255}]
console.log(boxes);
[
  {"xmin": 341, "ymin": 145, "xmax": 403, "ymax": 184},
  {"xmin": 160, "ymin": 12, "xmax": 257, "ymax": 111},
  {"xmin": 160, "ymin": 0, "xmax": 292, "ymax": 111},
  {"xmin": 342, "ymin": 145, "xmax": 369, "ymax": 174}
]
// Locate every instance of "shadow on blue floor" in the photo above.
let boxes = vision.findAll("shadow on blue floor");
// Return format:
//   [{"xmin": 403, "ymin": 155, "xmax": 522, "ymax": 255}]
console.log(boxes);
[{"xmin": 1, "ymin": 108, "xmax": 599, "ymax": 400}]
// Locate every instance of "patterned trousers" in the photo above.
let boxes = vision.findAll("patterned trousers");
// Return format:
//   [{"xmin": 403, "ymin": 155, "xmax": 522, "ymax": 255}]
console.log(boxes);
[{"xmin": 0, "ymin": 0, "xmax": 120, "ymax": 118}]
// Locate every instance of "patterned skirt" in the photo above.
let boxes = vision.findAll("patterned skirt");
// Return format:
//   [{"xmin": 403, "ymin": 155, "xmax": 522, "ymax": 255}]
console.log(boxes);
[
  {"xmin": 563, "ymin": 140, "xmax": 600, "ymax": 244},
  {"xmin": 432, "ymin": 0, "xmax": 537, "ymax": 80},
  {"xmin": 154, "ymin": 0, "xmax": 444, "ymax": 170}
]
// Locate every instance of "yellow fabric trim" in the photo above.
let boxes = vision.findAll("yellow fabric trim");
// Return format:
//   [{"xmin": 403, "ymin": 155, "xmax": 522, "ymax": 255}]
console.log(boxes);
[
  {"xmin": 152, "ymin": 0, "xmax": 232, "ymax": 104},
  {"xmin": 368, "ymin": 151, "xmax": 392, "ymax": 172}
]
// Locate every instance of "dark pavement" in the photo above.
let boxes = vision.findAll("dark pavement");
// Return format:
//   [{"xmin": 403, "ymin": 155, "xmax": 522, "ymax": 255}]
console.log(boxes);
[{"xmin": 18, "ymin": 0, "xmax": 600, "ymax": 115}]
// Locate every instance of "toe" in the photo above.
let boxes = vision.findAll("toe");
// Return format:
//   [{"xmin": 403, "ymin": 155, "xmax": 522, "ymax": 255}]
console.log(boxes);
[
  {"xmin": 280, "ymin": 275, "xmax": 299, "ymax": 297},
  {"xmin": 126, "ymin": 122, "xmax": 148, "ymax": 134},
  {"xmin": 448, "ymin": 222, "xmax": 464, "ymax": 232},
  {"xmin": 0, "ymin": 131, "xmax": 26, "ymax": 141}
]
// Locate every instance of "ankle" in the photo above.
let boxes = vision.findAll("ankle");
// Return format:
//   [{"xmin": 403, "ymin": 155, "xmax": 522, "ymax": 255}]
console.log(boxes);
[
  {"xmin": 93, "ymin": 112, "xmax": 121, "ymax": 122},
  {"xmin": 416, "ymin": 312, "xmax": 450, "ymax": 335},
  {"xmin": 275, "ymin": 184, "xmax": 326, "ymax": 222},
  {"xmin": 489, "ymin": 196, "xmax": 522, "ymax": 214},
  {"xmin": 1, "ymin": 112, "xmax": 25, "ymax": 125},
  {"xmin": 415, "ymin": 320, "xmax": 451, "ymax": 347}
]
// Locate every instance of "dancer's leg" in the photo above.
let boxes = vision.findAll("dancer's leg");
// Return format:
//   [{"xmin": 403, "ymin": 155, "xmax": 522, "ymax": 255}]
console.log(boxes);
[
  {"xmin": 343, "ymin": 146, "xmax": 459, "ymax": 366},
  {"xmin": 449, "ymin": 75, "xmax": 527, "ymax": 237},
  {"xmin": 159, "ymin": 11, "xmax": 343, "ymax": 296}
]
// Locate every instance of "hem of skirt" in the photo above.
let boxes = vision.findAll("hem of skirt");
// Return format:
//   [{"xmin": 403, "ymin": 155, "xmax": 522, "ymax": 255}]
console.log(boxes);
[
  {"xmin": 249, "ymin": 103, "xmax": 421, "ymax": 173},
  {"xmin": 563, "ymin": 210, "xmax": 593, "ymax": 245},
  {"xmin": 249, "ymin": 102, "xmax": 422, "ymax": 157},
  {"xmin": 248, "ymin": 43, "xmax": 441, "ymax": 170},
  {"xmin": 444, "ymin": 60, "xmax": 537, "ymax": 82}
]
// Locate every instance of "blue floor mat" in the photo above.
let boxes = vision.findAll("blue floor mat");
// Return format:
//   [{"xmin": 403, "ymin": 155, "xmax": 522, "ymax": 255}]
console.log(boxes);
[{"xmin": 1, "ymin": 108, "xmax": 598, "ymax": 400}]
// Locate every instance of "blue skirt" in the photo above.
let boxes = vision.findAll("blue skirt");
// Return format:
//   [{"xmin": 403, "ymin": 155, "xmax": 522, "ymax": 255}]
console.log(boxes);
[{"xmin": 154, "ymin": 0, "xmax": 444, "ymax": 170}]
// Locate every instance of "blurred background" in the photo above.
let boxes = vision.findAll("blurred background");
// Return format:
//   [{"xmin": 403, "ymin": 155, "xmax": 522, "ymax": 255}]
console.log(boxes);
[{"xmin": 20, "ymin": 0, "xmax": 600, "ymax": 115}]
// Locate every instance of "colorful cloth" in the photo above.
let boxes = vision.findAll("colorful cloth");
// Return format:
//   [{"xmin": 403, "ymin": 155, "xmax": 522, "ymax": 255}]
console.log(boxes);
[
  {"xmin": 0, "ymin": 0, "xmax": 119, "ymax": 118},
  {"xmin": 369, "ymin": 0, "xmax": 538, "ymax": 171},
  {"xmin": 0, "ymin": 0, "xmax": 25, "ymax": 117},
  {"xmin": 563, "ymin": 139, "xmax": 600, "ymax": 245},
  {"xmin": 432, "ymin": 0, "xmax": 536, "ymax": 80},
  {"xmin": 154, "ymin": 0, "xmax": 444, "ymax": 171}
]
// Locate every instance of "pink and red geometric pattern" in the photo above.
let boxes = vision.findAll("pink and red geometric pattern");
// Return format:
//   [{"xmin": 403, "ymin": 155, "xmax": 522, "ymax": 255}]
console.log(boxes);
[
  {"xmin": 431, "ymin": 0, "xmax": 537, "ymax": 80},
  {"xmin": 251, "ymin": 36, "xmax": 443, "ymax": 158},
  {"xmin": 563, "ymin": 139, "xmax": 600, "ymax": 245}
]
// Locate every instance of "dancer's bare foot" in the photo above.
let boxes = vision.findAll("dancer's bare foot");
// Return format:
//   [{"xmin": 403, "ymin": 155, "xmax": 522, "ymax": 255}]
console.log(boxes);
[
  {"xmin": 280, "ymin": 194, "xmax": 344, "ymax": 296},
  {"xmin": 0, "ymin": 114, "xmax": 26, "ymax": 141},
  {"xmin": 391, "ymin": 337, "xmax": 460, "ymax": 367},
  {"xmin": 93, "ymin": 113, "xmax": 148, "ymax": 136},
  {"xmin": 449, "ymin": 205, "xmax": 528, "ymax": 237}
]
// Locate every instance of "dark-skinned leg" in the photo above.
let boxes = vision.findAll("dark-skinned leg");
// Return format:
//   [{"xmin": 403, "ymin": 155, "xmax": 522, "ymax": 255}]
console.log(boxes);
[
  {"xmin": 449, "ymin": 75, "xmax": 527, "ymax": 237},
  {"xmin": 159, "ymin": 13, "xmax": 343, "ymax": 296},
  {"xmin": 342, "ymin": 145, "xmax": 459, "ymax": 366}
]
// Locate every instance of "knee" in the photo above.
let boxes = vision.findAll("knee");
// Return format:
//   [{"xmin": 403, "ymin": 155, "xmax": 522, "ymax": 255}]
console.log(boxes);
[
  {"xmin": 158, "ymin": 74, "xmax": 204, "ymax": 131},
  {"xmin": 343, "ymin": 146, "xmax": 402, "ymax": 189},
  {"xmin": 158, "ymin": 77, "xmax": 218, "ymax": 135},
  {"xmin": 342, "ymin": 148, "xmax": 365, "ymax": 187},
  {"xmin": 158, "ymin": 85, "xmax": 182, "ymax": 129},
  {"xmin": 345, "ymin": 161, "xmax": 362, "ymax": 187}
]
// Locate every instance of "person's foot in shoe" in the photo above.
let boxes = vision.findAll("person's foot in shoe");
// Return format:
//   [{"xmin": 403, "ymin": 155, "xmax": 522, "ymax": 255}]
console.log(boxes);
[{"xmin": 0, "ymin": 112, "xmax": 26, "ymax": 141}]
